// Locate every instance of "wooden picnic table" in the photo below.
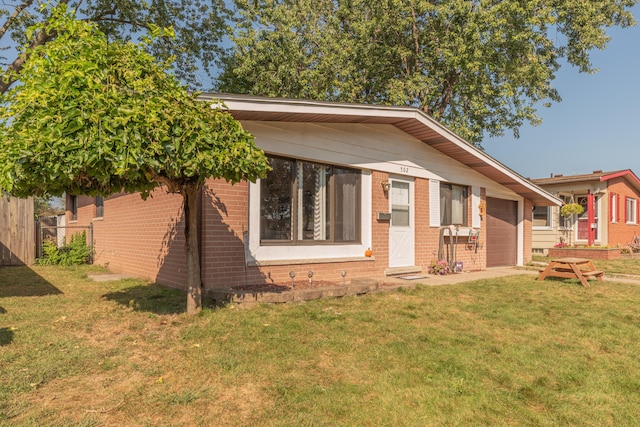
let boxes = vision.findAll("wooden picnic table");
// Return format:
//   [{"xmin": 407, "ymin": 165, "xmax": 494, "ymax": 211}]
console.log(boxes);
[{"xmin": 537, "ymin": 257, "xmax": 604, "ymax": 288}]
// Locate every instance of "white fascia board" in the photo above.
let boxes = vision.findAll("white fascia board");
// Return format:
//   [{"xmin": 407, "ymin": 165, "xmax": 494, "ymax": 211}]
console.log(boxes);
[{"xmin": 207, "ymin": 94, "xmax": 561, "ymax": 207}]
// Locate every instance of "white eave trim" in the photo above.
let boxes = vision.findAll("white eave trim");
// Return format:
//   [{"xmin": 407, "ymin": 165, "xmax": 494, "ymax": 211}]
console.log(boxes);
[{"xmin": 204, "ymin": 93, "xmax": 561, "ymax": 207}]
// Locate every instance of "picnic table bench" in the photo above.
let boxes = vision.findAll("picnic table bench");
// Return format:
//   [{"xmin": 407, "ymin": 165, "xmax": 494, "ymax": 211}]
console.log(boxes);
[{"xmin": 537, "ymin": 257, "xmax": 604, "ymax": 288}]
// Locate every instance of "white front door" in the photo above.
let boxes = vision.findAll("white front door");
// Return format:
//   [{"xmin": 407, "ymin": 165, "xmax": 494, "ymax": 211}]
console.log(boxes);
[{"xmin": 389, "ymin": 178, "xmax": 414, "ymax": 268}]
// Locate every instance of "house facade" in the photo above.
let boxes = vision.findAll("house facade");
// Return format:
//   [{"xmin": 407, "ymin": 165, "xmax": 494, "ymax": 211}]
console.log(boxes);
[
  {"xmin": 66, "ymin": 95, "xmax": 559, "ymax": 291},
  {"xmin": 531, "ymin": 170, "xmax": 640, "ymax": 253}
]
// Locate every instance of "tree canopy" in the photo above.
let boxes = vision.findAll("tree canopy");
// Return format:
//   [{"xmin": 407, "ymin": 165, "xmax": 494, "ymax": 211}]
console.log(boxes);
[
  {"xmin": 0, "ymin": 0, "xmax": 229, "ymax": 92},
  {"xmin": 219, "ymin": 0, "xmax": 638, "ymax": 145},
  {"xmin": 0, "ymin": 6, "xmax": 270, "ymax": 313}
]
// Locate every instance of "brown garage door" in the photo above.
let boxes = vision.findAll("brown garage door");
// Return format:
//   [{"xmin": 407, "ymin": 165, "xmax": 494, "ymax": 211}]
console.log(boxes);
[{"xmin": 486, "ymin": 197, "xmax": 517, "ymax": 267}]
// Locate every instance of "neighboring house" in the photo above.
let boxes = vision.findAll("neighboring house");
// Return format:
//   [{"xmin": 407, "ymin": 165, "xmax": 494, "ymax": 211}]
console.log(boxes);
[
  {"xmin": 66, "ymin": 95, "xmax": 559, "ymax": 291},
  {"xmin": 531, "ymin": 169, "xmax": 640, "ymax": 253}
]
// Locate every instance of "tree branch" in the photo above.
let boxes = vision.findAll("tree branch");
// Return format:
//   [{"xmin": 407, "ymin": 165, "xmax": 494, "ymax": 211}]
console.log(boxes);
[
  {"xmin": 0, "ymin": 0, "xmax": 34, "ymax": 41},
  {"xmin": 0, "ymin": 0, "xmax": 70, "ymax": 94}
]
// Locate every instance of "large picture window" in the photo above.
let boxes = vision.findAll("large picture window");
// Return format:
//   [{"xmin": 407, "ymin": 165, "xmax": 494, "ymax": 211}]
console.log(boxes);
[
  {"xmin": 440, "ymin": 183, "xmax": 468, "ymax": 226},
  {"xmin": 260, "ymin": 155, "xmax": 361, "ymax": 243}
]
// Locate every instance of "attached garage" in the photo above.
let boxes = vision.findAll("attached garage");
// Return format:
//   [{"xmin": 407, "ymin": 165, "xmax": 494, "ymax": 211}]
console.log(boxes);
[{"xmin": 486, "ymin": 197, "xmax": 517, "ymax": 267}]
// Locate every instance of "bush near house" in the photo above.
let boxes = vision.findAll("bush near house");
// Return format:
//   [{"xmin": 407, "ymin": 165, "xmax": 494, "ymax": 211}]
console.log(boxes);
[{"xmin": 35, "ymin": 231, "xmax": 91, "ymax": 266}]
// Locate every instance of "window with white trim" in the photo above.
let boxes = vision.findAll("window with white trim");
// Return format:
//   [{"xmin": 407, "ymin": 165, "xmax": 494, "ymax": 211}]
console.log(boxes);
[
  {"xmin": 533, "ymin": 206, "xmax": 551, "ymax": 228},
  {"xmin": 610, "ymin": 193, "xmax": 618, "ymax": 223},
  {"xmin": 439, "ymin": 182, "xmax": 468, "ymax": 226},
  {"xmin": 260, "ymin": 155, "xmax": 361, "ymax": 244},
  {"xmin": 626, "ymin": 197, "xmax": 637, "ymax": 224}
]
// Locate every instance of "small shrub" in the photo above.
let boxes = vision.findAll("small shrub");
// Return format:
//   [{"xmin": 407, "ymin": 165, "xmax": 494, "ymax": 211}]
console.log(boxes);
[
  {"xmin": 36, "ymin": 231, "xmax": 91, "ymax": 266},
  {"xmin": 429, "ymin": 260, "xmax": 450, "ymax": 275}
]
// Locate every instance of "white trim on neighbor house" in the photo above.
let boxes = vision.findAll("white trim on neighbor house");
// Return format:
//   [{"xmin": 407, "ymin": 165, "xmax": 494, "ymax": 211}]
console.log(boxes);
[{"xmin": 626, "ymin": 197, "xmax": 637, "ymax": 224}]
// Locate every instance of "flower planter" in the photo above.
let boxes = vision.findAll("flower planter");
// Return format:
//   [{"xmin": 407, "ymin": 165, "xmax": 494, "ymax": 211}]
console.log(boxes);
[{"xmin": 547, "ymin": 247, "xmax": 622, "ymax": 260}]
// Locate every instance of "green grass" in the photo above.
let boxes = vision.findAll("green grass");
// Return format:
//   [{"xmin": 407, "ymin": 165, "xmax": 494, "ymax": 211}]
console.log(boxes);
[{"xmin": 2, "ymin": 264, "xmax": 640, "ymax": 425}]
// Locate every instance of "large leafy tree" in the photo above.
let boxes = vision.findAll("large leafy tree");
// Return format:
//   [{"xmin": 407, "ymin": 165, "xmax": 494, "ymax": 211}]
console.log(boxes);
[
  {"xmin": 0, "ymin": 6, "xmax": 270, "ymax": 314},
  {"xmin": 0, "ymin": 0, "xmax": 229, "ymax": 93},
  {"xmin": 219, "ymin": 0, "xmax": 638, "ymax": 145}
]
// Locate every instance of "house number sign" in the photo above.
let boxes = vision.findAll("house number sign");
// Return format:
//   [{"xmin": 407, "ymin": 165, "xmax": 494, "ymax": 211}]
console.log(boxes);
[{"xmin": 400, "ymin": 166, "xmax": 409, "ymax": 173}]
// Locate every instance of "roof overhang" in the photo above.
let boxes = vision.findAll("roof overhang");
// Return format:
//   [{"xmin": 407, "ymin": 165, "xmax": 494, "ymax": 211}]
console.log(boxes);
[
  {"xmin": 600, "ymin": 170, "xmax": 640, "ymax": 193},
  {"xmin": 201, "ymin": 94, "xmax": 561, "ymax": 206}
]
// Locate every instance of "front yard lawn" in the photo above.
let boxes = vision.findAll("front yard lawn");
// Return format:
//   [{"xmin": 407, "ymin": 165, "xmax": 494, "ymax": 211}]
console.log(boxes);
[{"xmin": 1, "ymin": 265, "xmax": 640, "ymax": 426}]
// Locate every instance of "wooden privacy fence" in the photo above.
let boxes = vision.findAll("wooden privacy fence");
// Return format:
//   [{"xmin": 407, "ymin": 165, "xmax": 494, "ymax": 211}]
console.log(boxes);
[{"xmin": 0, "ymin": 194, "xmax": 35, "ymax": 266}]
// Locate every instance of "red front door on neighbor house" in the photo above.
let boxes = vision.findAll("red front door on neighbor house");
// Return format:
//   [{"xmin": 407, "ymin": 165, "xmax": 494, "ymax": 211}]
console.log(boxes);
[{"xmin": 577, "ymin": 196, "xmax": 597, "ymax": 241}]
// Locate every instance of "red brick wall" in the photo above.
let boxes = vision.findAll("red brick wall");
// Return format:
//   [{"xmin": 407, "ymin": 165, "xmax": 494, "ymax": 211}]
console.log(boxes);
[
  {"xmin": 547, "ymin": 247, "xmax": 621, "ymax": 260},
  {"xmin": 606, "ymin": 177, "xmax": 640, "ymax": 246},
  {"xmin": 67, "ymin": 173, "xmax": 498, "ymax": 290},
  {"xmin": 68, "ymin": 189, "xmax": 187, "ymax": 287},
  {"xmin": 200, "ymin": 179, "xmax": 252, "ymax": 287}
]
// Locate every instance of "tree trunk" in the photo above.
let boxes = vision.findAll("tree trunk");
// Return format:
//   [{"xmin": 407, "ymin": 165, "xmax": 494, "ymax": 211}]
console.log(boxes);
[{"xmin": 183, "ymin": 183, "xmax": 202, "ymax": 315}]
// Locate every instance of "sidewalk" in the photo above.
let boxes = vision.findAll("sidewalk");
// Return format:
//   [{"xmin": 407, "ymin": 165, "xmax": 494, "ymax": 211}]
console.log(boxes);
[
  {"xmin": 382, "ymin": 267, "xmax": 538, "ymax": 288},
  {"xmin": 381, "ymin": 266, "xmax": 640, "ymax": 290}
]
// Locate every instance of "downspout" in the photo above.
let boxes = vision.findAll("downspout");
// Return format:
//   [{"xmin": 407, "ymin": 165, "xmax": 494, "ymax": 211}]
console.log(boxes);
[{"xmin": 587, "ymin": 192, "xmax": 595, "ymax": 246}]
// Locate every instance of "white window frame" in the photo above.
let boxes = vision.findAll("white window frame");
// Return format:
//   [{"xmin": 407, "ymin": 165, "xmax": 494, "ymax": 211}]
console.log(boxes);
[
  {"xmin": 532, "ymin": 206, "xmax": 552, "ymax": 230},
  {"xmin": 626, "ymin": 197, "xmax": 637, "ymax": 224},
  {"xmin": 247, "ymin": 170, "xmax": 372, "ymax": 264}
]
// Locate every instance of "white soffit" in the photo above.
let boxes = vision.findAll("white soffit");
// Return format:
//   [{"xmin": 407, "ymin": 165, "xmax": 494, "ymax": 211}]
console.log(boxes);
[{"xmin": 202, "ymin": 93, "xmax": 561, "ymax": 207}]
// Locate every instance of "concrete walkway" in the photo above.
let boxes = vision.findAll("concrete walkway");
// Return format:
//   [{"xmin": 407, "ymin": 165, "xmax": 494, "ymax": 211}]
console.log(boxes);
[
  {"xmin": 88, "ymin": 273, "xmax": 135, "ymax": 282},
  {"xmin": 382, "ymin": 267, "xmax": 539, "ymax": 287}
]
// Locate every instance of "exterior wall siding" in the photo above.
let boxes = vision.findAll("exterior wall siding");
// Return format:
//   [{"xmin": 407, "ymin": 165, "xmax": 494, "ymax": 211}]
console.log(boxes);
[
  {"xmin": 607, "ymin": 177, "xmax": 640, "ymax": 246},
  {"xmin": 63, "ymin": 121, "xmax": 538, "ymax": 291},
  {"xmin": 533, "ymin": 176, "xmax": 640, "ymax": 250},
  {"xmin": 68, "ymin": 190, "xmax": 187, "ymax": 287},
  {"xmin": 66, "ymin": 171, "xmax": 507, "ymax": 291}
]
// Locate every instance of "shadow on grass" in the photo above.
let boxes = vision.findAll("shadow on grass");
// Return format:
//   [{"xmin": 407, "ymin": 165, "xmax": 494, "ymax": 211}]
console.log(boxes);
[
  {"xmin": 102, "ymin": 282, "xmax": 188, "ymax": 315},
  {"xmin": 0, "ymin": 266, "xmax": 63, "ymax": 297},
  {"xmin": 0, "ymin": 326, "xmax": 14, "ymax": 346}
]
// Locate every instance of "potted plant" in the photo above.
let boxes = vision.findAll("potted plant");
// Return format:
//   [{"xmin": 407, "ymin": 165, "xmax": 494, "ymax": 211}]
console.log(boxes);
[
  {"xmin": 560, "ymin": 203, "xmax": 584, "ymax": 217},
  {"xmin": 560, "ymin": 202, "xmax": 584, "ymax": 246}
]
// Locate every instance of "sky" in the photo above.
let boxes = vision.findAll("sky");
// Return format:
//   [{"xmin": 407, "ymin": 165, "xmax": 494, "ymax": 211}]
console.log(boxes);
[{"xmin": 483, "ymin": 4, "xmax": 640, "ymax": 180}]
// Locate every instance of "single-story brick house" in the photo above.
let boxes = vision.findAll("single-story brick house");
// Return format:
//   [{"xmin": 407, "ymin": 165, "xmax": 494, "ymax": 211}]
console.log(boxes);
[
  {"xmin": 531, "ymin": 169, "xmax": 640, "ymax": 253},
  {"xmin": 66, "ymin": 95, "xmax": 559, "ymax": 291}
]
